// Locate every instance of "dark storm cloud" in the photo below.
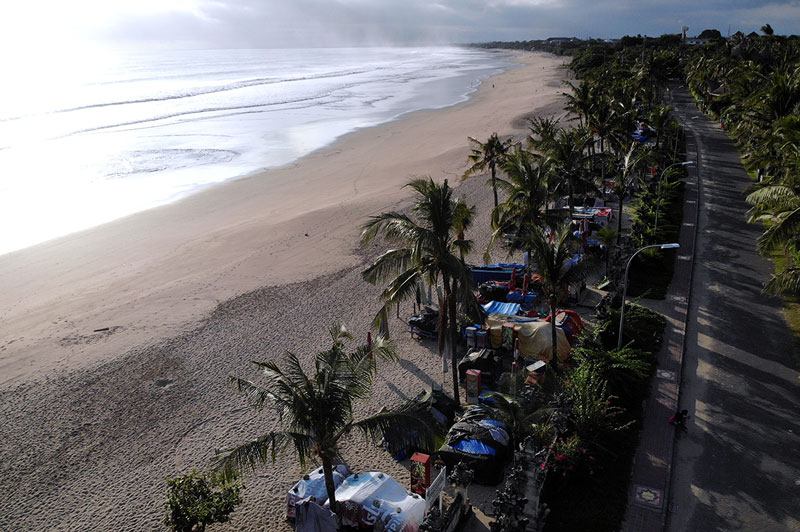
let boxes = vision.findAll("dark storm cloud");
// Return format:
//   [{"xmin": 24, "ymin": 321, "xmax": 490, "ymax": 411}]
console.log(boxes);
[{"xmin": 93, "ymin": 0, "xmax": 800, "ymax": 49}]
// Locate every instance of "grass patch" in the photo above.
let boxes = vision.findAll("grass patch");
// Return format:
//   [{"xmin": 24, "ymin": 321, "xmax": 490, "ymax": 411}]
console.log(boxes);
[{"xmin": 772, "ymin": 252, "xmax": 800, "ymax": 364}]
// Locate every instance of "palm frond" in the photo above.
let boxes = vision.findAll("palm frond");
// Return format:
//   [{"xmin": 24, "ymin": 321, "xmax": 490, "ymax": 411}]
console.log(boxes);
[
  {"xmin": 764, "ymin": 267, "xmax": 800, "ymax": 296},
  {"xmin": 758, "ymin": 207, "xmax": 800, "ymax": 252},
  {"xmin": 361, "ymin": 212, "xmax": 421, "ymax": 246},
  {"xmin": 362, "ymin": 248, "xmax": 414, "ymax": 286},
  {"xmin": 212, "ymin": 431, "xmax": 303, "ymax": 480},
  {"xmin": 227, "ymin": 376, "xmax": 277, "ymax": 410},
  {"xmin": 351, "ymin": 408, "xmax": 439, "ymax": 451}
]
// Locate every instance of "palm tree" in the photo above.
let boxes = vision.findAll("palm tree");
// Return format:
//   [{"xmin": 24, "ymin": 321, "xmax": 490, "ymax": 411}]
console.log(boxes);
[
  {"xmin": 528, "ymin": 223, "xmax": 592, "ymax": 368},
  {"xmin": 479, "ymin": 392, "xmax": 552, "ymax": 447},
  {"xmin": 213, "ymin": 325, "xmax": 434, "ymax": 512},
  {"xmin": 746, "ymin": 183, "xmax": 800, "ymax": 296},
  {"xmin": 563, "ymin": 80, "xmax": 595, "ymax": 128},
  {"xmin": 612, "ymin": 142, "xmax": 652, "ymax": 246},
  {"xmin": 528, "ymin": 115, "xmax": 561, "ymax": 153},
  {"xmin": 646, "ymin": 105, "xmax": 673, "ymax": 150},
  {"xmin": 595, "ymin": 226, "xmax": 617, "ymax": 278},
  {"xmin": 540, "ymin": 127, "xmax": 589, "ymax": 218},
  {"xmin": 453, "ymin": 196, "xmax": 476, "ymax": 262},
  {"xmin": 464, "ymin": 133, "xmax": 513, "ymax": 208},
  {"xmin": 586, "ymin": 90, "xmax": 616, "ymax": 156},
  {"xmin": 361, "ymin": 178, "xmax": 483, "ymax": 405},
  {"xmin": 487, "ymin": 148, "xmax": 556, "ymax": 272}
]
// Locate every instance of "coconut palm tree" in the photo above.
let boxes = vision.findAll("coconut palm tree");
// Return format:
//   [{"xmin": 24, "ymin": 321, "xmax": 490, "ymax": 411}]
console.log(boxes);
[
  {"xmin": 540, "ymin": 127, "xmax": 589, "ymax": 218},
  {"xmin": 213, "ymin": 325, "xmax": 434, "ymax": 512},
  {"xmin": 478, "ymin": 392, "xmax": 552, "ymax": 447},
  {"xmin": 563, "ymin": 80, "xmax": 595, "ymax": 128},
  {"xmin": 746, "ymin": 183, "xmax": 800, "ymax": 296},
  {"xmin": 487, "ymin": 148, "xmax": 557, "ymax": 272},
  {"xmin": 453, "ymin": 196, "xmax": 476, "ymax": 262},
  {"xmin": 595, "ymin": 226, "xmax": 617, "ymax": 278},
  {"xmin": 361, "ymin": 178, "xmax": 483, "ymax": 405},
  {"xmin": 528, "ymin": 115, "xmax": 561, "ymax": 154},
  {"xmin": 464, "ymin": 133, "xmax": 513, "ymax": 208},
  {"xmin": 528, "ymin": 223, "xmax": 593, "ymax": 368},
  {"xmin": 612, "ymin": 142, "xmax": 653, "ymax": 246},
  {"xmin": 646, "ymin": 105, "xmax": 673, "ymax": 151}
]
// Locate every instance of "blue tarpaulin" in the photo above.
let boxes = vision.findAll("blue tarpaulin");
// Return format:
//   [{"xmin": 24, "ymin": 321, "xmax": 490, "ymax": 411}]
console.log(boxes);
[
  {"xmin": 483, "ymin": 301, "xmax": 521, "ymax": 315},
  {"xmin": 452, "ymin": 439, "xmax": 497, "ymax": 456},
  {"xmin": 506, "ymin": 291, "xmax": 536, "ymax": 308}
]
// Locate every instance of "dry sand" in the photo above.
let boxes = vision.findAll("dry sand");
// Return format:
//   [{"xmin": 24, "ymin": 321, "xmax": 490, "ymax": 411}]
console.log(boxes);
[{"xmin": 0, "ymin": 52, "xmax": 568, "ymax": 531}]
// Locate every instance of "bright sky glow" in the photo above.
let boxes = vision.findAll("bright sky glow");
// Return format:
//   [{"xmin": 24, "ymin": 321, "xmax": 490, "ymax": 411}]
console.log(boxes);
[{"xmin": 3, "ymin": 0, "xmax": 800, "ymax": 54}]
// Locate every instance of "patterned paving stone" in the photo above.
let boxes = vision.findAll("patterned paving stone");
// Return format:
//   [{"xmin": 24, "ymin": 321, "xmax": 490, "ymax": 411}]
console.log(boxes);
[{"xmin": 634, "ymin": 485, "xmax": 664, "ymax": 508}]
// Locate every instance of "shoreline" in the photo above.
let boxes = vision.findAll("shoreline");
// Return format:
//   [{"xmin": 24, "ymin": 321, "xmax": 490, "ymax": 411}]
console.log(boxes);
[
  {"xmin": 0, "ymin": 47, "xmax": 515, "ymax": 259},
  {"xmin": 0, "ymin": 51, "xmax": 567, "ymax": 388},
  {"xmin": 0, "ymin": 51, "xmax": 570, "ymax": 532}
]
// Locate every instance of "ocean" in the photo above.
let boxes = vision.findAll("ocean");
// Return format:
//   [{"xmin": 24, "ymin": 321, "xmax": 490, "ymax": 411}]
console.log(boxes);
[{"xmin": 0, "ymin": 46, "xmax": 514, "ymax": 256}]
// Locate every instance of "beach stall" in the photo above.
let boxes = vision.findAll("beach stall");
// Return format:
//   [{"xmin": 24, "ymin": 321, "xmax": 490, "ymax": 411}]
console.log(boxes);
[
  {"xmin": 331, "ymin": 472, "xmax": 426, "ymax": 532},
  {"xmin": 286, "ymin": 464, "xmax": 352, "ymax": 518},
  {"xmin": 471, "ymin": 263, "xmax": 525, "ymax": 284},
  {"xmin": 485, "ymin": 314, "xmax": 570, "ymax": 361}
]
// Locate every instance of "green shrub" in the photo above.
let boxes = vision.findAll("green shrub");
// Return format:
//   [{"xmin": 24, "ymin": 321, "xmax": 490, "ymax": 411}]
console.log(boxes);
[
  {"xmin": 164, "ymin": 469, "xmax": 243, "ymax": 532},
  {"xmin": 597, "ymin": 303, "xmax": 667, "ymax": 353}
]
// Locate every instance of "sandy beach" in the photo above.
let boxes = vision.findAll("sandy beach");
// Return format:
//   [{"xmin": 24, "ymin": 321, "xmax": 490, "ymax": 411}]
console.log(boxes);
[{"xmin": 0, "ymin": 52, "xmax": 567, "ymax": 531}]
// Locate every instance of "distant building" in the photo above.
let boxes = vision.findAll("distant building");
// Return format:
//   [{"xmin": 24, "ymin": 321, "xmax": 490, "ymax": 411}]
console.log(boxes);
[
  {"xmin": 545, "ymin": 37, "xmax": 578, "ymax": 44},
  {"xmin": 685, "ymin": 37, "xmax": 713, "ymax": 46}
]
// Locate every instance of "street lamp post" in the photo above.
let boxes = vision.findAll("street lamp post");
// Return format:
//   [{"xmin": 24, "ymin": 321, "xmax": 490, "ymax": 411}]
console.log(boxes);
[
  {"xmin": 654, "ymin": 161, "xmax": 694, "ymax": 232},
  {"xmin": 617, "ymin": 243, "xmax": 680, "ymax": 351}
]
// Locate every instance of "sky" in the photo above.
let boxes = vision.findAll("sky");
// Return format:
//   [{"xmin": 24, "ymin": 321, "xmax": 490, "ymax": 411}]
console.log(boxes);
[{"xmin": 3, "ymin": 0, "xmax": 800, "ymax": 53}]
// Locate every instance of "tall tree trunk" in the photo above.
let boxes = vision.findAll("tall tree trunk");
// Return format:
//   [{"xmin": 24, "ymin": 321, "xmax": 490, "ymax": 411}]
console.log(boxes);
[
  {"xmin": 436, "ymin": 289, "xmax": 447, "ymax": 363},
  {"xmin": 442, "ymin": 277, "xmax": 460, "ymax": 406},
  {"xmin": 616, "ymin": 190, "xmax": 624, "ymax": 247},
  {"xmin": 526, "ymin": 249, "xmax": 533, "ymax": 278},
  {"xmin": 600, "ymin": 158, "xmax": 607, "ymax": 201},
  {"xmin": 549, "ymin": 296, "xmax": 559, "ymax": 370},
  {"xmin": 447, "ymin": 279, "xmax": 460, "ymax": 406},
  {"xmin": 322, "ymin": 456, "xmax": 338, "ymax": 516},
  {"xmin": 568, "ymin": 180, "xmax": 575, "ymax": 220},
  {"xmin": 491, "ymin": 164, "xmax": 499, "ymax": 208}
]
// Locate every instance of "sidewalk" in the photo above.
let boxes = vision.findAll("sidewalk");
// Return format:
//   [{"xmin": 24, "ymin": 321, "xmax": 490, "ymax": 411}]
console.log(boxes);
[{"xmin": 621, "ymin": 100, "xmax": 701, "ymax": 531}]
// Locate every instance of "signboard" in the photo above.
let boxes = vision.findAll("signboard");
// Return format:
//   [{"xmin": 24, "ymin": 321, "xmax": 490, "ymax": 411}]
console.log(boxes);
[
  {"xmin": 425, "ymin": 466, "xmax": 446, "ymax": 510},
  {"xmin": 410, "ymin": 452, "xmax": 431, "ymax": 496},
  {"xmin": 465, "ymin": 369, "xmax": 481, "ymax": 405}
]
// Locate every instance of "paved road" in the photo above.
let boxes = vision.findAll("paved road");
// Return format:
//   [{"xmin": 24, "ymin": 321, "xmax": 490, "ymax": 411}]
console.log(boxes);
[{"xmin": 666, "ymin": 89, "xmax": 800, "ymax": 531}]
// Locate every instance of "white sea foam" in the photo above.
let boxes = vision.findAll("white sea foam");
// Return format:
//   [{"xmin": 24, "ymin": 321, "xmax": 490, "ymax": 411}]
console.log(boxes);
[{"xmin": 0, "ymin": 47, "xmax": 513, "ymax": 255}]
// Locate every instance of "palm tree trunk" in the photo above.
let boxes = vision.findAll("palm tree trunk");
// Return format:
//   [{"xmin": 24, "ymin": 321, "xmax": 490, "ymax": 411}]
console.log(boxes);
[
  {"xmin": 443, "ymin": 277, "xmax": 460, "ymax": 406},
  {"xmin": 491, "ymin": 164, "xmax": 499, "ymax": 208},
  {"xmin": 321, "ymin": 456, "xmax": 338, "ymax": 516},
  {"xmin": 549, "ymin": 297, "xmax": 559, "ymax": 370},
  {"xmin": 448, "ymin": 280, "xmax": 460, "ymax": 406},
  {"xmin": 616, "ymin": 190, "xmax": 624, "ymax": 247},
  {"xmin": 436, "ymin": 287, "xmax": 447, "ymax": 362},
  {"xmin": 600, "ymin": 159, "xmax": 606, "ymax": 201},
  {"xmin": 526, "ymin": 249, "xmax": 533, "ymax": 278},
  {"xmin": 568, "ymin": 180, "xmax": 575, "ymax": 219}
]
